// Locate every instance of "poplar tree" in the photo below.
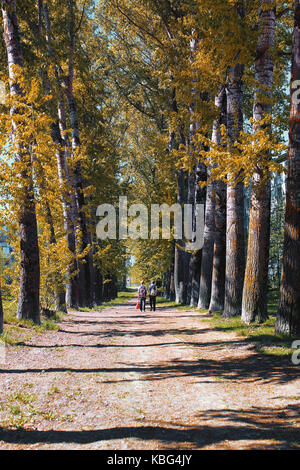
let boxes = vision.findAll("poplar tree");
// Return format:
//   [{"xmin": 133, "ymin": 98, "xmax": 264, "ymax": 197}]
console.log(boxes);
[
  {"xmin": 1, "ymin": 0, "xmax": 40, "ymax": 324},
  {"xmin": 276, "ymin": 0, "xmax": 300, "ymax": 337},
  {"xmin": 242, "ymin": 0, "xmax": 276, "ymax": 324}
]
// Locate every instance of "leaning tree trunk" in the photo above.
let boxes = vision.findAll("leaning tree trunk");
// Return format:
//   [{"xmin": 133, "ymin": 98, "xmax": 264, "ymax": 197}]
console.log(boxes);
[
  {"xmin": 208, "ymin": 87, "xmax": 227, "ymax": 314},
  {"xmin": 223, "ymin": 63, "xmax": 245, "ymax": 317},
  {"xmin": 1, "ymin": 0, "xmax": 40, "ymax": 324},
  {"xmin": 276, "ymin": 1, "xmax": 300, "ymax": 336},
  {"xmin": 242, "ymin": 0, "xmax": 275, "ymax": 324}
]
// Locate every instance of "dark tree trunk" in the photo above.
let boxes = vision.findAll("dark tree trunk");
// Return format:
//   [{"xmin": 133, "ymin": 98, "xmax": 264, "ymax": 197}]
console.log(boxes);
[
  {"xmin": 189, "ymin": 160, "xmax": 207, "ymax": 306},
  {"xmin": 208, "ymin": 87, "xmax": 227, "ymax": 314},
  {"xmin": 209, "ymin": 180, "xmax": 226, "ymax": 314},
  {"xmin": 17, "ymin": 190, "xmax": 40, "ymax": 323},
  {"xmin": 0, "ymin": 283, "xmax": 3, "ymax": 335},
  {"xmin": 276, "ymin": 1, "xmax": 300, "ymax": 336},
  {"xmin": 198, "ymin": 180, "xmax": 215, "ymax": 309},
  {"xmin": 94, "ymin": 265, "xmax": 103, "ymax": 305},
  {"xmin": 1, "ymin": 0, "xmax": 40, "ymax": 324},
  {"xmin": 174, "ymin": 169, "xmax": 189, "ymax": 304}
]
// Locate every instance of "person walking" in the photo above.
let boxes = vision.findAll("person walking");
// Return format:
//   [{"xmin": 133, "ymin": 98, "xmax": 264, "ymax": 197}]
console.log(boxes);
[
  {"xmin": 149, "ymin": 279, "xmax": 158, "ymax": 312},
  {"xmin": 138, "ymin": 281, "xmax": 147, "ymax": 312}
]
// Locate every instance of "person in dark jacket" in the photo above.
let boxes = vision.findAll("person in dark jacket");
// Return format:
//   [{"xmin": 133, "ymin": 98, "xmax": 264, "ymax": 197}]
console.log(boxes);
[{"xmin": 149, "ymin": 280, "xmax": 157, "ymax": 311}]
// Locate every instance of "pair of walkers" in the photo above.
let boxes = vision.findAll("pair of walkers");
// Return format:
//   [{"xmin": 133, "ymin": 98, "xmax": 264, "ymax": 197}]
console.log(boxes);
[{"xmin": 137, "ymin": 280, "xmax": 157, "ymax": 312}]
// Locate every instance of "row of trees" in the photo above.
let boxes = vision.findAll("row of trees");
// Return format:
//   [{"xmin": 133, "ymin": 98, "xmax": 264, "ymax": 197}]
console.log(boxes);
[
  {"xmin": 98, "ymin": 0, "xmax": 299, "ymax": 336},
  {"xmin": 0, "ymin": 1, "xmax": 299, "ymax": 338},
  {"xmin": 0, "ymin": 0, "xmax": 128, "ymax": 334}
]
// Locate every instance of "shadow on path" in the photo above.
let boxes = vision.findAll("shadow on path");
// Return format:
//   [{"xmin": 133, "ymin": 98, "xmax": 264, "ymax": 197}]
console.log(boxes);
[{"xmin": 0, "ymin": 405, "xmax": 299, "ymax": 449}]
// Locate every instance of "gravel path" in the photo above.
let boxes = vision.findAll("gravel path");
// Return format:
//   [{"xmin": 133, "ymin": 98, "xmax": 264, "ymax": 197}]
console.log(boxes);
[{"xmin": 0, "ymin": 299, "xmax": 299, "ymax": 450}]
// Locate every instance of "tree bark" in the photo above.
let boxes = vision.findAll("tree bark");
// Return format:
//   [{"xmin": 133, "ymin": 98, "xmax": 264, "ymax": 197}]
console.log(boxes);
[
  {"xmin": 276, "ymin": 1, "xmax": 300, "ymax": 336},
  {"xmin": 187, "ymin": 38, "xmax": 207, "ymax": 306},
  {"xmin": 174, "ymin": 168, "xmax": 189, "ymax": 304},
  {"xmin": 208, "ymin": 87, "xmax": 227, "ymax": 314},
  {"xmin": 0, "ymin": 282, "xmax": 3, "ymax": 335},
  {"xmin": 1, "ymin": 0, "xmax": 40, "ymax": 324},
  {"xmin": 41, "ymin": 1, "xmax": 80, "ymax": 309},
  {"xmin": 64, "ymin": 0, "xmax": 93, "ymax": 308},
  {"xmin": 198, "ymin": 179, "xmax": 215, "ymax": 309},
  {"xmin": 189, "ymin": 160, "xmax": 206, "ymax": 306},
  {"xmin": 224, "ymin": 63, "xmax": 245, "ymax": 317},
  {"xmin": 242, "ymin": 0, "xmax": 275, "ymax": 324}
]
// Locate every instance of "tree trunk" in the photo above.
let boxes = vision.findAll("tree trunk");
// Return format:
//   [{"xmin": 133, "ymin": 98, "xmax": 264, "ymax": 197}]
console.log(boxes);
[
  {"xmin": 44, "ymin": 183, "xmax": 67, "ymax": 313},
  {"xmin": 198, "ymin": 180, "xmax": 215, "ymax": 309},
  {"xmin": 174, "ymin": 168, "xmax": 189, "ymax": 304},
  {"xmin": 51, "ymin": 122, "xmax": 79, "ymax": 308},
  {"xmin": 188, "ymin": 38, "xmax": 207, "ymax": 306},
  {"xmin": 41, "ymin": 1, "xmax": 80, "ymax": 309},
  {"xmin": 208, "ymin": 87, "xmax": 227, "ymax": 314},
  {"xmin": 276, "ymin": 1, "xmax": 300, "ymax": 336},
  {"xmin": 189, "ymin": 160, "xmax": 207, "ymax": 306},
  {"xmin": 0, "ymin": 282, "xmax": 3, "ymax": 335},
  {"xmin": 94, "ymin": 264, "xmax": 103, "ymax": 305},
  {"xmin": 242, "ymin": 0, "xmax": 275, "ymax": 324},
  {"xmin": 1, "ymin": 0, "xmax": 40, "ymax": 324},
  {"xmin": 209, "ymin": 180, "xmax": 226, "ymax": 314},
  {"xmin": 224, "ymin": 63, "xmax": 245, "ymax": 317},
  {"xmin": 64, "ymin": 0, "xmax": 93, "ymax": 308}
]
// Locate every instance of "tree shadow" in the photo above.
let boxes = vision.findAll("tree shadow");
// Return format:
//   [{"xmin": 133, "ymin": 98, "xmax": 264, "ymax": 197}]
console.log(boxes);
[
  {"xmin": 1, "ymin": 354, "xmax": 299, "ymax": 386},
  {"xmin": 0, "ymin": 405, "xmax": 298, "ymax": 449}
]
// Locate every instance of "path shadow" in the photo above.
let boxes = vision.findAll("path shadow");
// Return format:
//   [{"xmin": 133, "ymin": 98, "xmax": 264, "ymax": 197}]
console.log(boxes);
[
  {"xmin": 57, "ymin": 327, "xmax": 212, "ymax": 337},
  {"xmin": 0, "ymin": 405, "xmax": 298, "ymax": 449},
  {"xmin": 1, "ymin": 354, "xmax": 299, "ymax": 385}
]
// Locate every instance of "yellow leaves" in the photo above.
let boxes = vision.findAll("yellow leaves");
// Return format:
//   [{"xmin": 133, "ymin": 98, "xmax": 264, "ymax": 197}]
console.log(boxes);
[
  {"xmin": 260, "ymin": 0, "xmax": 276, "ymax": 12},
  {"xmin": 196, "ymin": 122, "xmax": 287, "ymax": 187}
]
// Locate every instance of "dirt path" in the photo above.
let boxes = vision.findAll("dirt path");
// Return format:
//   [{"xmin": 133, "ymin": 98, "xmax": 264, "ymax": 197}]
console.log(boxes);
[{"xmin": 0, "ymin": 299, "xmax": 299, "ymax": 450}]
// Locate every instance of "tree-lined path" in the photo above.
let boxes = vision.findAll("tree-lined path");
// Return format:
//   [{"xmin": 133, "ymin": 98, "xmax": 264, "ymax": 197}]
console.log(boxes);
[{"xmin": 0, "ymin": 299, "xmax": 299, "ymax": 450}]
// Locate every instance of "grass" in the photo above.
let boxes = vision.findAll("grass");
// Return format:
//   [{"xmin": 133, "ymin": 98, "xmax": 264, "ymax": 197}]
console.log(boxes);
[
  {"xmin": 155, "ymin": 296, "xmax": 178, "ymax": 308},
  {"xmin": 155, "ymin": 290, "xmax": 294, "ymax": 357},
  {"xmin": 82, "ymin": 290, "xmax": 136, "ymax": 312},
  {"xmin": 0, "ymin": 299, "xmax": 67, "ymax": 346},
  {"xmin": 205, "ymin": 291, "xmax": 294, "ymax": 357},
  {"xmin": 8, "ymin": 391, "xmax": 37, "ymax": 405},
  {"xmin": 0, "ymin": 290, "xmax": 135, "ymax": 344}
]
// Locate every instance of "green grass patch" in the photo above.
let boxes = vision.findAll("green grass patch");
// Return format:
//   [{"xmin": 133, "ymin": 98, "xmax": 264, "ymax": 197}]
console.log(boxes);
[
  {"xmin": 206, "ymin": 291, "xmax": 294, "ymax": 356},
  {"xmin": 154, "ymin": 296, "xmax": 207, "ymax": 313},
  {"xmin": 92, "ymin": 291, "xmax": 136, "ymax": 311},
  {"xmin": 77, "ymin": 291, "xmax": 136, "ymax": 313},
  {"xmin": 155, "ymin": 296, "xmax": 178, "ymax": 308},
  {"xmin": 0, "ymin": 300, "xmax": 65, "ymax": 345}
]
